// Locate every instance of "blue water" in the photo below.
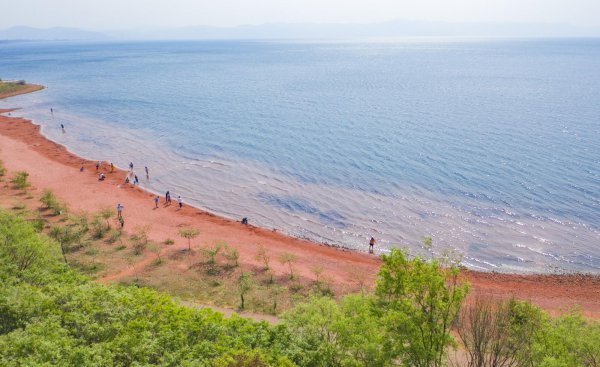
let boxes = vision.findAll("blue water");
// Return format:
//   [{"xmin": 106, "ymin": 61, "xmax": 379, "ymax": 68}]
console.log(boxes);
[{"xmin": 1, "ymin": 39, "xmax": 599, "ymax": 272}]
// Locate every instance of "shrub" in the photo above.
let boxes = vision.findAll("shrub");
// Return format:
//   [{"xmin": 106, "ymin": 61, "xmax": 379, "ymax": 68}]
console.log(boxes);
[
  {"xmin": 131, "ymin": 227, "xmax": 149, "ymax": 255},
  {"xmin": 11, "ymin": 171, "xmax": 30, "ymax": 190},
  {"xmin": 106, "ymin": 229, "xmax": 122, "ymax": 244},
  {"xmin": 40, "ymin": 189, "xmax": 65, "ymax": 216},
  {"xmin": 91, "ymin": 215, "xmax": 107, "ymax": 239},
  {"xmin": 223, "ymin": 245, "xmax": 239, "ymax": 268},
  {"xmin": 0, "ymin": 160, "xmax": 5, "ymax": 176},
  {"xmin": 202, "ymin": 242, "xmax": 223, "ymax": 265},
  {"xmin": 255, "ymin": 244, "xmax": 270, "ymax": 270}
]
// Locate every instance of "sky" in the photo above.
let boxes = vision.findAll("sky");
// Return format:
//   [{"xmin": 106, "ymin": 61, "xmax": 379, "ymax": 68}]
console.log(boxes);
[{"xmin": 1, "ymin": 0, "xmax": 599, "ymax": 30}]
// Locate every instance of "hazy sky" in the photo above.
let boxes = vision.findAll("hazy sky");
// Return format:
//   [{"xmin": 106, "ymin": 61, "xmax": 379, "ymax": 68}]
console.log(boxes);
[{"xmin": 2, "ymin": 0, "xmax": 599, "ymax": 30}]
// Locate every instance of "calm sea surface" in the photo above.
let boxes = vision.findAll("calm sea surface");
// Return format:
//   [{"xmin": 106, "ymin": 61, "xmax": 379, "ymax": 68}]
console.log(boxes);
[{"xmin": 1, "ymin": 39, "xmax": 599, "ymax": 272}]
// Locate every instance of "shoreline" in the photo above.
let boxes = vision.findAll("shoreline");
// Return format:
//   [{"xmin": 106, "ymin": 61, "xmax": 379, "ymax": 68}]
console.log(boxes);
[{"xmin": 1, "ymin": 88, "xmax": 600, "ymax": 317}]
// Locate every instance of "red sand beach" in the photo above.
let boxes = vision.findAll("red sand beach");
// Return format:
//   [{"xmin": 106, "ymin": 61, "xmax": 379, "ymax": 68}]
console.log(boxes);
[{"xmin": 1, "ymin": 88, "xmax": 599, "ymax": 318}]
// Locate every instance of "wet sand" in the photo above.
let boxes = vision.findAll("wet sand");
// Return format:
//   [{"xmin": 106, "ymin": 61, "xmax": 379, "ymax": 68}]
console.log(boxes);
[{"xmin": 1, "ymin": 90, "xmax": 599, "ymax": 318}]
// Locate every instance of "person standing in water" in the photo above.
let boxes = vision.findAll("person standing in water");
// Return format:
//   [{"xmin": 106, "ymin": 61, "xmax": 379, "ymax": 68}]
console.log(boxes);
[
  {"xmin": 60, "ymin": 124, "xmax": 65, "ymax": 133},
  {"xmin": 369, "ymin": 237, "xmax": 376, "ymax": 254},
  {"xmin": 134, "ymin": 175, "xmax": 139, "ymax": 185},
  {"xmin": 129, "ymin": 162, "xmax": 134, "ymax": 171},
  {"xmin": 145, "ymin": 166, "xmax": 149, "ymax": 179}
]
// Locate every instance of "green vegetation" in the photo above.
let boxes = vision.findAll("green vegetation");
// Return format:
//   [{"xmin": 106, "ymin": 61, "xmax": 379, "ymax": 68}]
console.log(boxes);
[
  {"xmin": 1, "ymin": 208, "xmax": 600, "ymax": 366},
  {"xmin": 40, "ymin": 189, "xmax": 66, "ymax": 216},
  {"xmin": 10, "ymin": 170, "xmax": 30, "ymax": 190},
  {"xmin": 0, "ymin": 80, "xmax": 27, "ymax": 95},
  {"xmin": 179, "ymin": 227, "xmax": 199, "ymax": 251},
  {"xmin": 0, "ymin": 160, "xmax": 6, "ymax": 177}
]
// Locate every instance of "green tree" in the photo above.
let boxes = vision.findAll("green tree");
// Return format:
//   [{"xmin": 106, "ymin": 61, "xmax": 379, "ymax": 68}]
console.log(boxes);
[
  {"xmin": 178, "ymin": 228, "xmax": 199, "ymax": 251},
  {"xmin": 255, "ymin": 244, "xmax": 270, "ymax": 270},
  {"xmin": 237, "ymin": 272, "xmax": 253, "ymax": 310},
  {"xmin": 282, "ymin": 294, "xmax": 389, "ymax": 366},
  {"xmin": 49, "ymin": 225, "xmax": 77, "ymax": 264},
  {"xmin": 279, "ymin": 252, "xmax": 297, "ymax": 280},
  {"xmin": 223, "ymin": 245, "xmax": 240, "ymax": 268},
  {"xmin": 374, "ymin": 248, "xmax": 469, "ymax": 367},
  {"xmin": 0, "ymin": 211, "xmax": 51, "ymax": 273}
]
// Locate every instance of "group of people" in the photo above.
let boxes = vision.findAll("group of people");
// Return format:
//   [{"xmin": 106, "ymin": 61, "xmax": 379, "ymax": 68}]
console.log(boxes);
[{"xmin": 154, "ymin": 191, "xmax": 183, "ymax": 209}]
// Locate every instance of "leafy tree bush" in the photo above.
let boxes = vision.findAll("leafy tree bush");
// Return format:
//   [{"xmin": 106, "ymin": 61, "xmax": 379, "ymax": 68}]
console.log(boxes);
[
  {"xmin": 40, "ymin": 189, "xmax": 65, "ymax": 216},
  {"xmin": 283, "ymin": 294, "xmax": 388, "ymax": 366},
  {"xmin": 279, "ymin": 252, "xmax": 297, "ymax": 280},
  {"xmin": 178, "ymin": 227, "xmax": 199, "ymax": 251},
  {"xmin": 255, "ymin": 244, "xmax": 271, "ymax": 270},
  {"xmin": 11, "ymin": 171, "xmax": 30, "ymax": 190},
  {"xmin": 238, "ymin": 272, "xmax": 254, "ymax": 310},
  {"xmin": 374, "ymin": 248, "xmax": 469, "ymax": 367},
  {"xmin": 131, "ymin": 226, "xmax": 149, "ymax": 255},
  {"xmin": 224, "ymin": 245, "xmax": 240, "ymax": 268}
]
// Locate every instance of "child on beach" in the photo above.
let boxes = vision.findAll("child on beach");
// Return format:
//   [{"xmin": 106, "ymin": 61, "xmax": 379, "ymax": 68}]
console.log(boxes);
[
  {"xmin": 154, "ymin": 195, "xmax": 159, "ymax": 208},
  {"xmin": 99, "ymin": 173, "xmax": 105, "ymax": 181},
  {"xmin": 369, "ymin": 237, "xmax": 376, "ymax": 254},
  {"xmin": 177, "ymin": 196, "xmax": 183, "ymax": 209}
]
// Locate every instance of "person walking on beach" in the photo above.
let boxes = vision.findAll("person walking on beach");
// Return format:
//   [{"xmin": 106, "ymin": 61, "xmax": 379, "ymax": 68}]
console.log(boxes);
[
  {"xmin": 154, "ymin": 195, "xmax": 159, "ymax": 208},
  {"xmin": 116, "ymin": 203, "xmax": 124, "ymax": 219},
  {"xmin": 177, "ymin": 195, "xmax": 183, "ymax": 209},
  {"xmin": 110, "ymin": 162, "xmax": 114, "ymax": 173},
  {"xmin": 369, "ymin": 237, "xmax": 376, "ymax": 254},
  {"xmin": 96, "ymin": 161, "xmax": 100, "ymax": 171},
  {"xmin": 145, "ymin": 166, "xmax": 149, "ymax": 179},
  {"xmin": 165, "ymin": 191, "xmax": 171, "ymax": 204},
  {"xmin": 134, "ymin": 175, "xmax": 139, "ymax": 185}
]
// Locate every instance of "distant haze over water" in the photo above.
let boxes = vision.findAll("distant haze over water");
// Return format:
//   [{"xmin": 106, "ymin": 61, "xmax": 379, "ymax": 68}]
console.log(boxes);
[{"xmin": 1, "ymin": 39, "xmax": 599, "ymax": 272}]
